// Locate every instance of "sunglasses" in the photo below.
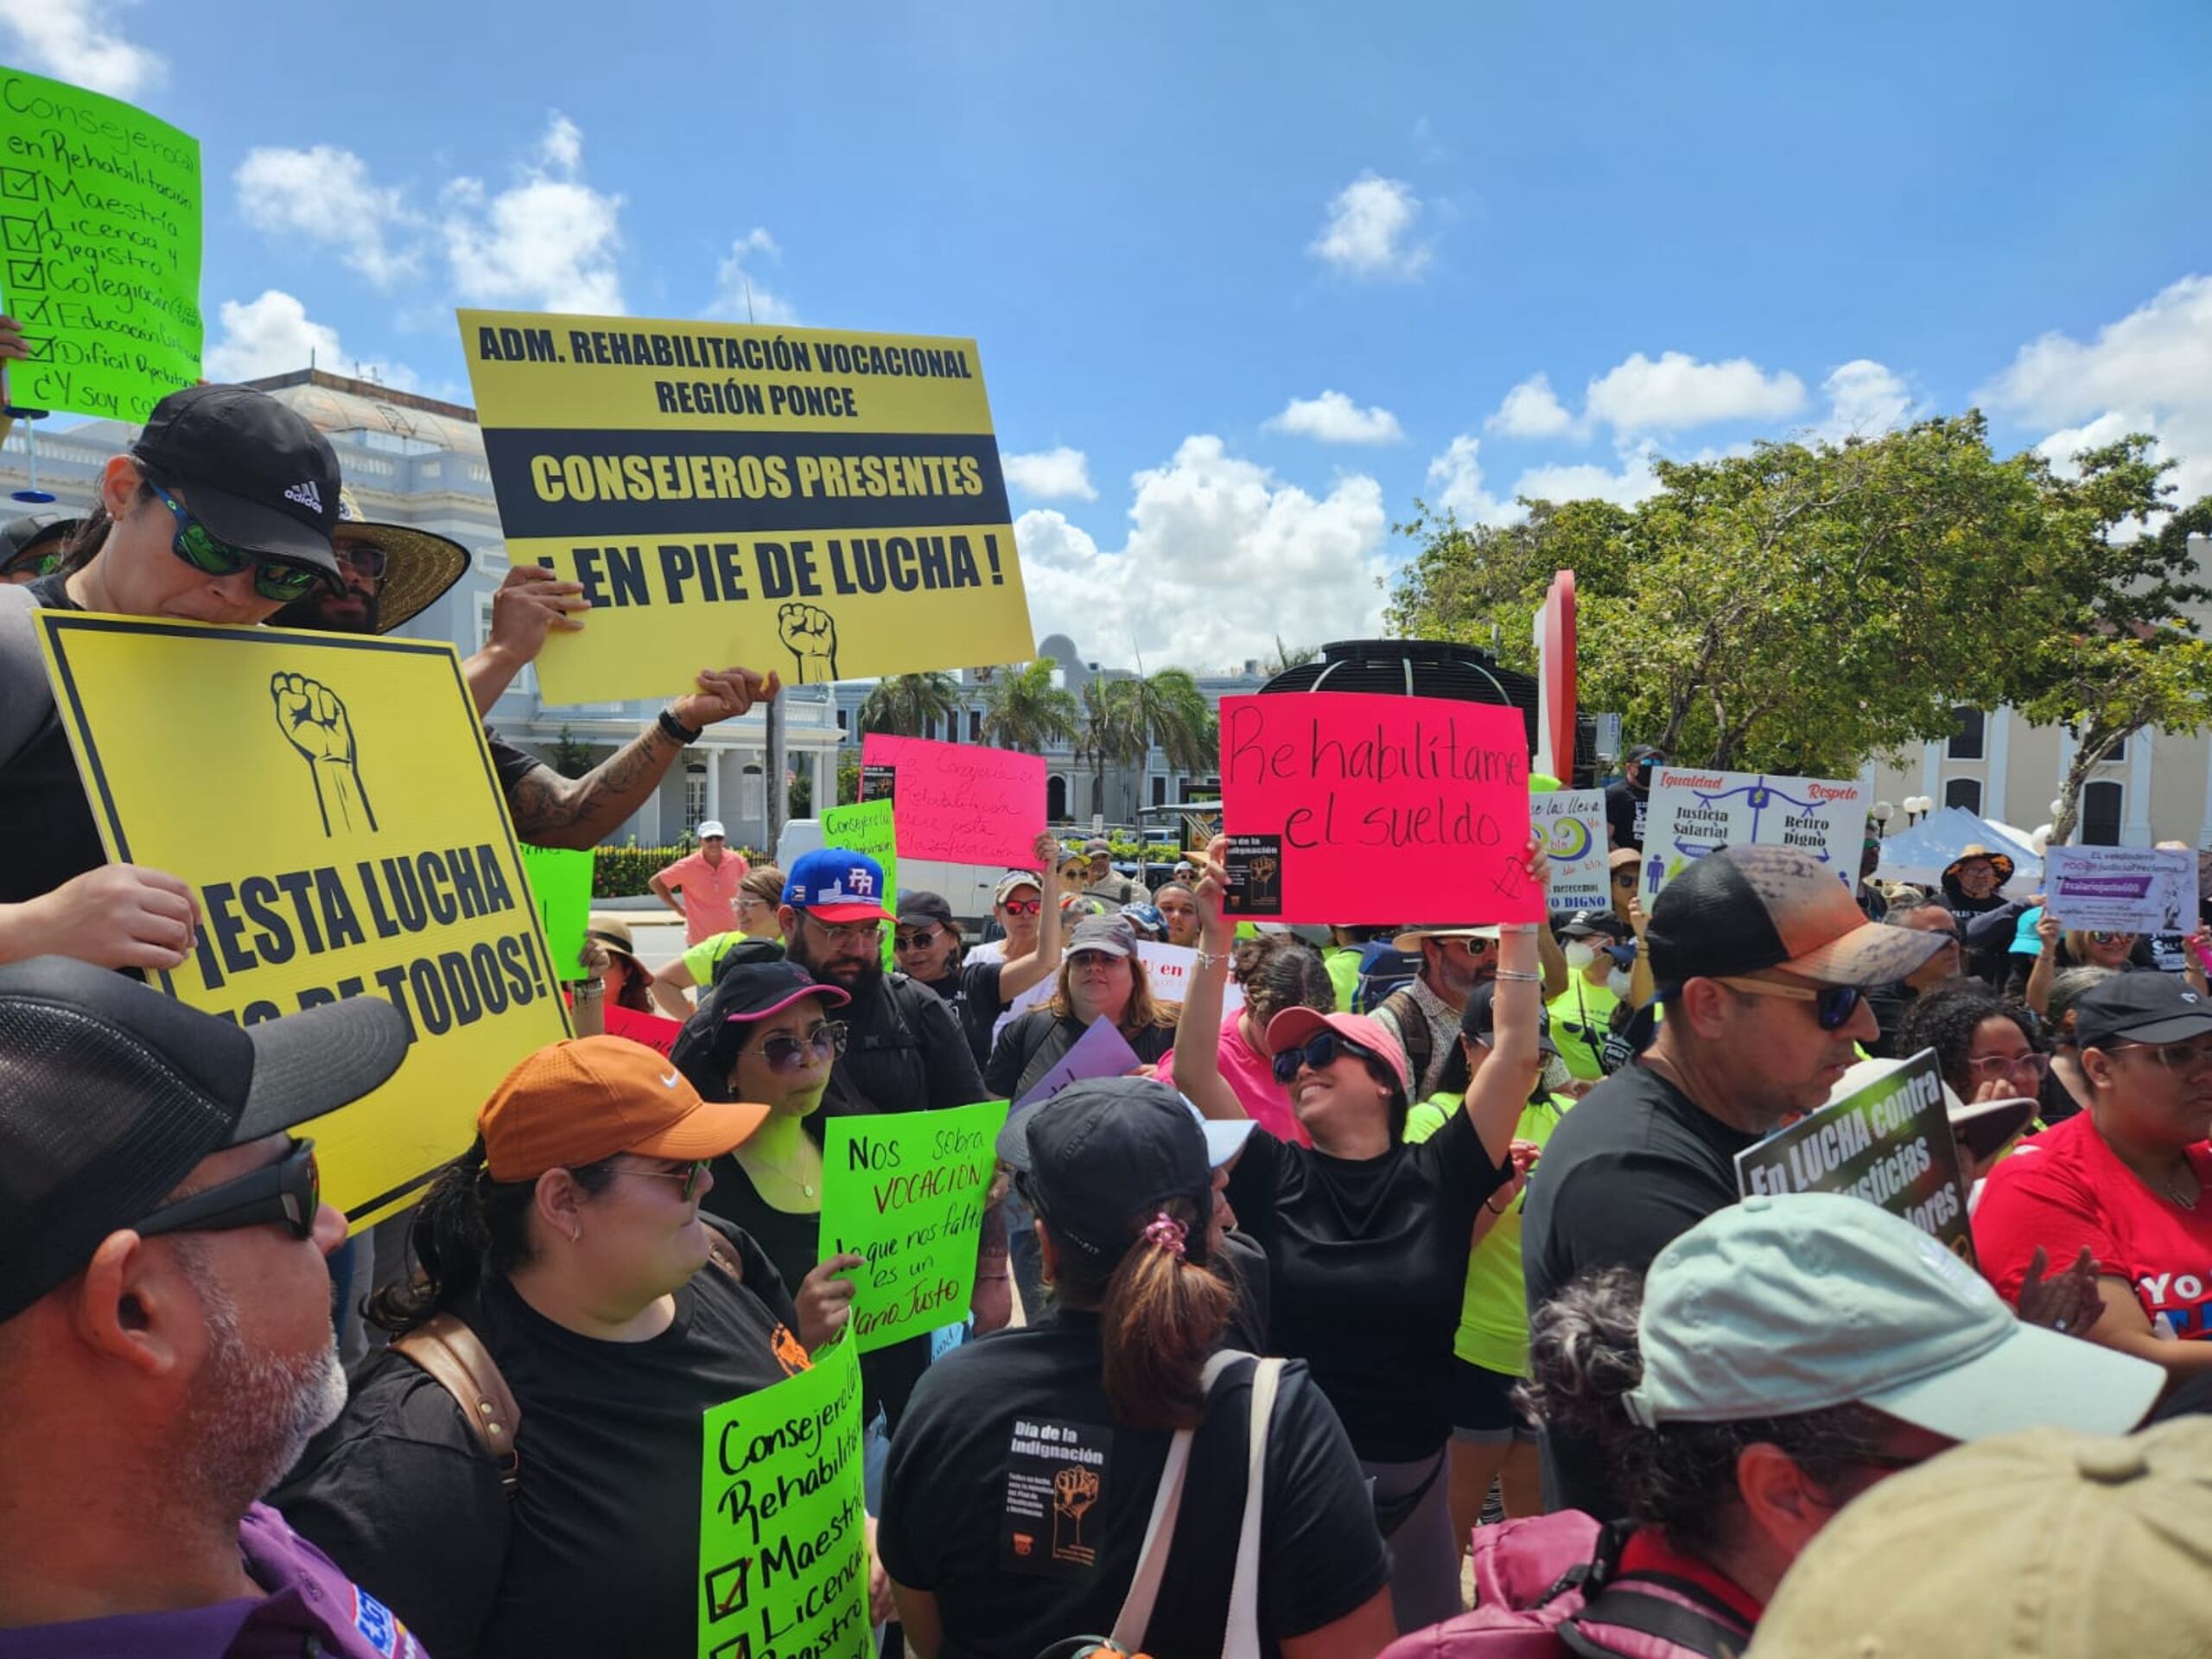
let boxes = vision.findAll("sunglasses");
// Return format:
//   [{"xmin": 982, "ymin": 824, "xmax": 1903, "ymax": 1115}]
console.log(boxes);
[
  {"xmin": 147, "ymin": 481, "xmax": 327, "ymax": 602},
  {"xmin": 2087, "ymin": 931, "xmax": 2131, "ymax": 946},
  {"xmin": 744, "ymin": 1020, "xmax": 849, "ymax": 1072},
  {"xmin": 1714, "ymin": 976, "xmax": 1866, "ymax": 1032},
  {"xmin": 894, "ymin": 926, "xmax": 939, "ymax": 951},
  {"xmin": 136, "ymin": 1138, "xmax": 321, "ymax": 1241},
  {"xmin": 620, "ymin": 1157, "xmax": 709, "ymax": 1203},
  {"xmin": 1000, "ymin": 898, "xmax": 1042, "ymax": 917},
  {"xmin": 1271, "ymin": 1030, "xmax": 1382, "ymax": 1084},
  {"xmin": 1612, "ymin": 871, "xmax": 1639, "ymax": 888},
  {"xmin": 336, "ymin": 543, "xmax": 389, "ymax": 582}
]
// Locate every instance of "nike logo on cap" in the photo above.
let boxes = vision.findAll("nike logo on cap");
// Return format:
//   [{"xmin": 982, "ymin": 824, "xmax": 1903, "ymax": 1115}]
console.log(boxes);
[{"xmin": 660, "ymin": 1070, "xmax": 680, "ymax": 1088}]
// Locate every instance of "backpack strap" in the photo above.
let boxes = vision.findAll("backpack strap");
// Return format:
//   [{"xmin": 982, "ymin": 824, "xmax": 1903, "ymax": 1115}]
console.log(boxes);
[
  {"xmin": 1559, "ymin": 1573, "xmax": 1757, "ymax": 1658},
  {"xmin": 1220, "ymin": 1356, "xmax": 1282, "ymax": 1659},
  {"xmin": 1378, "ymin": 988, "xmax": 1432, "ymax": 1093},
  {"xmin": 391, "ymin": 1312, "xmax": 523, "ymax": 1495}
]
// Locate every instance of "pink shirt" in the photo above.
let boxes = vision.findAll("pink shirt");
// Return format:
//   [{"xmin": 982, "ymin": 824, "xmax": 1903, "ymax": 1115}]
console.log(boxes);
[
  {"xmin": 1156, "ymin": 1012, "xmax": 1311, "ymax": 1146},
  {"xmin": 655, "ymin": 848, "xmax": 749, "ymax": 945}
]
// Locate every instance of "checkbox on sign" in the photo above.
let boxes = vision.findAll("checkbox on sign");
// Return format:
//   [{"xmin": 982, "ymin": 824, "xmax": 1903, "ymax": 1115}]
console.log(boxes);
[
  {"xmin": 1, "ymin": 217, "xmax": 35, "ymax": 252},
  {"xmin": 704, "ymin": 1557, "xmax": 752, "ymax": 1619},
  {"xmin": 0, "ymin": 169, "xmax": 33, "ymax": 202},
  {"xmin": 5, "ymin": 258, "xmax": 42, "ymax": 290},
  {"xmin": 709, "ymin": 1635, "xmax": 753, "ymax": 1659}
]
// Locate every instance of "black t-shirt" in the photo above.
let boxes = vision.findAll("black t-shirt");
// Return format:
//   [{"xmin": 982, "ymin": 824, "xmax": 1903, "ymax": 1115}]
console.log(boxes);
[
  {"xmin": 986, "ymin": 1008, "xmax": 1179, "ymax": 1103},
  {"xmin": 484, "ymin": 728, "xmax": 546, "ymax": 798},
  {"xmin": 1520, "ymin": 1063, "xmax": 1760, "ymax": 1515},
  {"xmin": 878, "ymin": 1313, "xmax": 1387, "ymax": 1659},
  {"xmin": 957, "ymin": 957, "xmax": 1013, "ymax": 1069},
  {"xmin": 700, "ymin": 1155, "xmax": 820, "ymax": 1300},
  {"xmin": 1223, "ymin": 1108, "xmax": 1508, "ymax": 1463},
  {"xmin": 1604, "ymin": 779, "xmax": 1648, "ymax": 852},
  {"xmin": 0, "ymin": 572, "xmax": 105, "ymax": 905},
  {"xmin": 273, "ymin": 1221, "xmax": 806, "ymax": 1659}
]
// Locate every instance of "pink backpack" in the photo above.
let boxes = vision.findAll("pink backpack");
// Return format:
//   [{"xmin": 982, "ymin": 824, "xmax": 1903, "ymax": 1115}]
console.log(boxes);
[{"xmin": 1378, "ymin": 1513, "xmax": 1756, "ymax": 1659}]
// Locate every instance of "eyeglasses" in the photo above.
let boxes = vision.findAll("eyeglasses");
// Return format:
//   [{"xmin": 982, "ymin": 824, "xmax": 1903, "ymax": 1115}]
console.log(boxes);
[
  {"xmin": 746, "ymin": 1020, "xmax": 849, "ymax": 1072},
  {"xmin": 336, "ymin": 543, "xmax": 388, "ymax": 582},
  {"xmin": 894, "ymin": 926, "xmax": 939, "ymax": 951},
  {"xmin": 135, "ymin": 1139, "xmax": 321, "ymax": 1241},
  {"xmin": 1271, "ymin": 1030, "xmax": 1382, "ymax": 1084},
  {"xmin": 2088, "ymin": 931, "xmax": 2133, "ymax": 946},
  {"xmin": 802, "ymin": 912, "xmax": 883, "ymax": 948},
  {"xmin": 146, "ymin": 481, "xmax": 327, "ymax": 602},
  {"xmin": 1000, "ymin": 898, "xmax": 1042, "ymax": 917},
  {"xmin": 1714, "ymin": 976, "xmax": 1866, "ymax": 1032},
  {"xmin": 734, "ymin": 896, "xmax": 774, "ymax": 914},
  {"xmin": 2108, "ymin": 1038, "xmax": 2212, "ymax": 1075},
  {"xmin": 1967, "ymin": 1051, "xmax": 2051, "ymax": 1081},
  {"xmin": 620, "ymin": 1158, "xmax": 709, "ymax": 1203}
]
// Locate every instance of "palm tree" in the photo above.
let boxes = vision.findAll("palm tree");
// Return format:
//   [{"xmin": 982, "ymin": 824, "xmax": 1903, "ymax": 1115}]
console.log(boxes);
[
  {"xmin": 858, "ymin": 671, "xmax": 960, "ymax": 739},
  {"xmin": 1120, "ymin": 667, "xmax": 1217, "ymax": 779},
  {"xmin": 1262, "ymin": 637, "xmax": 1321, "ymax": 677},
  {"xmin": 979, "ymin": 659, "xmax": 1081, "ymax": 753},
  {"xmin": 1077, "ymin": 677, "xmax": 1140, "ymax": 821}
]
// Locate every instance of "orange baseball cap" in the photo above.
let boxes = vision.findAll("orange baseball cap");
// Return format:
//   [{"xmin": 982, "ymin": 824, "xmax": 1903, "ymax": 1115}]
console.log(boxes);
[{"xmin": 479, "ymin": 1035, "xmax": 770, "ymax": 1183}]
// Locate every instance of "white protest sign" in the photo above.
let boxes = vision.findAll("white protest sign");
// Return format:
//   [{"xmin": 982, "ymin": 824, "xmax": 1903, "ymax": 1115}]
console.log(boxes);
[
  {"xmin": 1532, "ymin": 789, "xmax": 1609, "ymax": 911},
  {"xmin": 2044, "ymin": 846, "xmax": 2197, "ymax": 934},
  {"xmin": 1137, "ymin": 941, "xmax": 1245, "ymax": 1018},
  {"xmin": 1640, "ymin": 768, "xmax": 1866, "ymax": 899}
]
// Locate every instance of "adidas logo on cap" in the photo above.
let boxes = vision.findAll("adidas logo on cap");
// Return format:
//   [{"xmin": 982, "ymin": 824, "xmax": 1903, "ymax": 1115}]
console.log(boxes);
[{"xmin": 283, "ymin": 480, "xmax": 323, "ymax": 513}]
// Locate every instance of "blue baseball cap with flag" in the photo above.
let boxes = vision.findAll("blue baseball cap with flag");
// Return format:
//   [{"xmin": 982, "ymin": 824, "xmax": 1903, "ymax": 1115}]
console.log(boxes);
[{"xmin": 783, "ymin": 847, "xmax": 894, "ymax": 925}]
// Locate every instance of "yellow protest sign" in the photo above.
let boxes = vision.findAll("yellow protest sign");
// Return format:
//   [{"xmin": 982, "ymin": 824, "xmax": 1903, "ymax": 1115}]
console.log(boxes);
[
  {"xmin": 36, "ymin": 613, "xmax": 572, "ymax": 1223},
  {"xmin": 458, "ymin": 308, "xmax": 1036, "ymax": 705}
]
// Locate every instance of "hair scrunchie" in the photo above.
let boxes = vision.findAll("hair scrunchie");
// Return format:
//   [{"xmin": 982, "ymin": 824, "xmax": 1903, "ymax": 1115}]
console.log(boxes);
[{"xmin": 1142, "ymin": 1211, "xmax": 1187, "ymax": 1258}]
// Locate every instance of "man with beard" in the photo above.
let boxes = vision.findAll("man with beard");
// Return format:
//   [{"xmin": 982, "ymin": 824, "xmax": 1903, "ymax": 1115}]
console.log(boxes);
[{"xmin": 0, "ymin": 955, "xmax": 411, "ymax": 1655}]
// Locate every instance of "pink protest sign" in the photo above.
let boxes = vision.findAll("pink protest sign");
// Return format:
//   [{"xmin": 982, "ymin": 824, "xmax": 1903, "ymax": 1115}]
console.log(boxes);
[
  {"xmin": 1218, "ymin": 693, "xmax": 1541, "ymax": 925},
  {"xmin": 860, "ymin": 733, "xmax": 1046, "ymax": 866}
]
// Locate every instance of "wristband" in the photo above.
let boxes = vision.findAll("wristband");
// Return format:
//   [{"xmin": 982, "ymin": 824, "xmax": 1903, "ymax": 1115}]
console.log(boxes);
[
  {"xmin": 1495, "ymin": 969, "xmax": 1544, "ymax": 983},
  {"xmin": 657, "ymin": 707, "xmax": 702, "ymax": 746},
  {"xmin": 1499, "ymin": 922, "xmax": 1540, "ymax": 937},
  {"xmin": 574, "ymin": 982, "xmax": 606, "ymax": 1001},
  {"xmin": 1484, "ymin": 1194, "xmax": 1510, "ymax": 1216},
  {"xmin": 1193, "ymin": 950, "xmax": 1230, "ymax": 969}
]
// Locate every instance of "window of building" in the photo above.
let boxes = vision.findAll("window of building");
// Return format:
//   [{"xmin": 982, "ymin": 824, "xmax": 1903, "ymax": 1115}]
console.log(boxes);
[
  {"xmin": 1151, "ymin": 775, "xmax": 1168, "ymax": 807},
  {"xmin": 836, "ymin": 708, "xmax": 849, "ymax": 732},
  {"xmin": 2103, "ymin": 734, "xmax": 2128, "ymax": 764},
  {"xmin": 969, "ymin": 709, "xmax": 982, "ymax": 741},
  {"xmin": 1046, "ymin": 775, "xmax": 1069, "ymax": 820},
  {"xmin": 739, "ymin": 764, "xmax": 765, "ymax": 823},
  {"xmin": 1942, "ymin": 778, "xmax": 1982, "ymax": 814},
  {"xmin": 684, "ymin": 762, "xmax": 708, "ymax": 830},
  {"xmin": 2081, "ymin": 780, "xmax": 2124, "ymax": 846},
  {"xmin": 1946, "ymin": 707, "xmax": 1985, "ymax": 761}
]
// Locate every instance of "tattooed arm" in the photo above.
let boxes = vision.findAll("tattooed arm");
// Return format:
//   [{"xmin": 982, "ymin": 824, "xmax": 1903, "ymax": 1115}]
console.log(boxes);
[{"xmin": 502, "ymin": 665, "xmax": 782, "ymax": 850}]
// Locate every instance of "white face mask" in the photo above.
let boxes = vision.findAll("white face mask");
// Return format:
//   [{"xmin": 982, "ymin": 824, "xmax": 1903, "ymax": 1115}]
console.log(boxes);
[
  {"xmin": 1608, "ymin": 968, "xmax": 1633, "ymax": 999},
  {"xmin": 1565, "ymin": 941, "xmax": 1598, "ymax": 971}
]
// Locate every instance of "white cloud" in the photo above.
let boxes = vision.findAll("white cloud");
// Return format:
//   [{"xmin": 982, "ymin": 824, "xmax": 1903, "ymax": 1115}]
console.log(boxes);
[
  {"xmin": 708, "ymin": 226, "xmax": 798, "ymax": 325},
  {"xmin": 442, "ymin": 112, "xmax": 625, "ymax": 314},
  {"xmin": 1424, "ymin": 435, "xmax": 1522, "ymax": 526},
  {"xmin": 1308, "ymin": 173, "xmax": 1430, "ymax": 279},
  {"xmin": 1015, "ymin": 436, "xmax": 1390, "ymax": 670},
  {"xmin": 0, "ymin": 0, "xmax": 162, "ymax": 97},
  {"xmin": 203, "ymin": 290, "xmax": 415, "ymax": 389},
  {"xmin": 1486, "ymin": 372, "xmax": 1578, "ymax": 440},
  {"xmin": 1001, "ymin": 446, "xmax": 1096, "ymax": 501},
  {"xmin": 235, "ymin": 146, "xmax": 420, "ymax": 288},
  {"xmin": 1510, "ymin": 444, "xmax": 1665, "ymax": 510},
  {"xmin": 1815, "ymin": 359, "xmax": 1917, "ymax": 440},
  {"xmin": 1585, "ymin": 350, "xmax": 1806, "ymax": 435},
  {"xmin": 1264, "ymin": 390, "xmax": 1404, "ymax": 445},
  {"xmin": 1980, "ymin": 273, "xmax": 2212, "ymax": 507}
]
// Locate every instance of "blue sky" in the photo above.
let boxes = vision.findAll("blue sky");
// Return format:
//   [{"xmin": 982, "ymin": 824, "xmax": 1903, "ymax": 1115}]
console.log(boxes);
[{"xmin": 13, "ymin": 0, "xmax": 2210, "ymax": 671}]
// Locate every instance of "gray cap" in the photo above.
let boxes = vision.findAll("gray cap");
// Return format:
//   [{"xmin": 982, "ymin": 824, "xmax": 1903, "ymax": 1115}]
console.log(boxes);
[
  {"xmin": 1084, "ymin": 837, "xmax": 1112, "ymax": 855},
  {"xmin": 1624, "ymin": 1193, "xmax": 2162, "ymax": 1441},
  {"xmin": 1067, "ymin": 916, "xmax": 1138, "ymax": 959}
]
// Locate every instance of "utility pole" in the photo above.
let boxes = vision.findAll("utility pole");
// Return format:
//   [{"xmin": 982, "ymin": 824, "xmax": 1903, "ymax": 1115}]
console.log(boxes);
[{"xmin": 765, "ymin": 685, "xmax": 788, "ymax": 850}]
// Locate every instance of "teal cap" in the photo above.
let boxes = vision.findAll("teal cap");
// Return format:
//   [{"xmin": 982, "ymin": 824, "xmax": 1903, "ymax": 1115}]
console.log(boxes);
[
  {"xmin": 1622, "ymin": 1193, "xmax": 2162, "ymax": 1441},
  {"xmin": 2012, "ymin": 904, "xmax": 2044, "ymax": 955}
]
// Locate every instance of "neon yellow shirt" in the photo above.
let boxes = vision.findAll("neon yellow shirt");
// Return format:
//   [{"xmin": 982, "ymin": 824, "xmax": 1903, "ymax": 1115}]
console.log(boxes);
[
  {"xmin": 1323, "ymin": 945, "xmax": 1363, "ymax": 1013},
  {"xmin": 1548, "ymin": 977, "xmax": 1619, "ymax": 1083},
  {"xmin": 1405, "ymin": 1089, "xmax": 1574, "ymax": 1376},
  {"xmin": 681, "ymin": 930, "xmax": 781, "ymax": 986}
]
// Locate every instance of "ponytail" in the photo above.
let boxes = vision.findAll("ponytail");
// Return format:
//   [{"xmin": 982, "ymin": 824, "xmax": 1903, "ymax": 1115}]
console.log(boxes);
[
  {"xmin": 364, "ymin": 1137, "xmax": 617, "ymax": 1335},
  {"xmin": 1092, "ymin": 1196, "xmax": 1235, "ymax": 1432}
]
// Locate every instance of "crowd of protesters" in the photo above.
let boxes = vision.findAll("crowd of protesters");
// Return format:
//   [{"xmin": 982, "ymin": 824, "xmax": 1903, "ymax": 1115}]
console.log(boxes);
[{"xmin": 2, "ymin": 361, "xmax": 2209, "ymax": 1659}]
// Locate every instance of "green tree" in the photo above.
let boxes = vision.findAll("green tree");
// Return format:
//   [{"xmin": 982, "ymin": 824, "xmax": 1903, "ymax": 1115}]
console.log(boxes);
[
  {"xmin": 979, "ymin": 659, "xmax": 1081, "ymax": 752},
  {"xmin": 1262, "ymin": 637, "xmax": 1322, "ymax": 677},
  {"xmin": 836, "ymin": 753, "xmax": 861, "ymax": 806},
  {"xmin": 1076, "ymin": 668, "xmax": 1216, "ymax": 823},
  {"xmin": 1389, "ymin": 415, "xmax": 2074, "ymax": 776},
  {"xmin": 548, "ymin": 723, "xmax": 600, "ymax": 779},
  {"xmin": 1077, "ymin": 677, "xmax": 1135, "ymax": 818},
  {"xmin": 857, "ymin": 671, "xmax": 960, "ymax": 739}
]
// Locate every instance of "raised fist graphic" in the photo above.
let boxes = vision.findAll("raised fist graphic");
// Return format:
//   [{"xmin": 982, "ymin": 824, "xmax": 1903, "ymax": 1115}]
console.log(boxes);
[
  {"xmin": 270, "ymin": 671, "xmax": 377, "ymax": 836},
  {"xmin": 777, "ymin": 602, "xmax": 839, "ymax": 684},
  {"xmin": 1051, "ymin": 1465, "xmax": 1100, "ymax": 1561}
]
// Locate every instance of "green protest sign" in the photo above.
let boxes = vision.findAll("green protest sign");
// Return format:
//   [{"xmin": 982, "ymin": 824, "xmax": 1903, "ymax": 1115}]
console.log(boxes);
[
  {"xmin": 1735, "ymin": 1047, "xmax": 1975, "ymax": 1263},
  {"xmin": 520, "ymin": 845, "xmax": 594, "ymax": 982},
  {"xmin": 819, "ymin": 797, "xmax": 897, "ymax": 969},
  {"xmin": 699, "ymin": 1338, "xmax": 870, "ymax": 1659},
  {"xmin": 0, "ymin": 67, "xmax": 201, "ymax": 419},
  {"xmin": 820, "ymin": 1098, "xmax": 1007, "ymax": 1352}
]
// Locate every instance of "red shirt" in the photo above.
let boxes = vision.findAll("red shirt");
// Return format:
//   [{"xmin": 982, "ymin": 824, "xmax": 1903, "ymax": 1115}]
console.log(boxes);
[
  {"xmin": 655, "ymin": 848, "xmax": 749, "ymax": 944},
  {"xmin": 1616, "ymin": 1526, "xmax": 1765, "ymax": 1630},
  {"xmin": 1974, "ymin": 1110, "xmax": 2212, "ymax": 1341}
]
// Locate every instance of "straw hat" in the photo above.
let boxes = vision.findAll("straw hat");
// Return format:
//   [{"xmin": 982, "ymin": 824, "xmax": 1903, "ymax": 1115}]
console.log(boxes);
[{"xmin": 335, "ymin": 486, "xmax": 472, "ymax": 632}]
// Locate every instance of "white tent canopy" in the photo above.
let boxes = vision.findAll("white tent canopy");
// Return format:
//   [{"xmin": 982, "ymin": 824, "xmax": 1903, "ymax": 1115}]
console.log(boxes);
[{"xmin": 1875, "ymin": 806, "xmax": 2041, "ymax": 897}]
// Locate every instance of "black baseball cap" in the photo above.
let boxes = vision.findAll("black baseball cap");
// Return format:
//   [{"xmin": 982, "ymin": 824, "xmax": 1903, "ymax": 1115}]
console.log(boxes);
[
  {"xmin": 995, "ymin": 1077, "xmax": 1248, "ymax": 1262},
  {"xmin": 896, "ymin": 891, "xmax": 954, "ymax": 929},
  {"xmin": 2074, "ymin": 975, "xmax": 2212, "ymax": 1051},
  {"xmin": 1647, "ymin": 845, "xmax": 1945, "ymax": 989},
  {"xmin": 1459, "ymin": 982, "xmax": 1560, "ymax": 1057},
  {"xmin": 0, "ymin": 956, "xmax": 409, "ymax": 1324},
  {"xmin": 1559, "ymin": 910, "xmax": 1628, "ymax": 941},
  {"xmin": 671, "ymin": 947, "xmax": 849, "ymax": 1096},
  {"xmin": 0, "ymin": 512, "xmax": 78, "ymax": 577},
  {"xmin": 131, "ymin": 385, "xmax": 343, "ymax": 576}
]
